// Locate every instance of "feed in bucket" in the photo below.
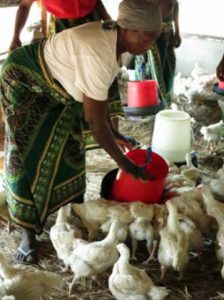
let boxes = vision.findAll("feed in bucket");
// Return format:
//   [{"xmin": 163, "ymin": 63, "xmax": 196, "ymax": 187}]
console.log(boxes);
[{"xmin": 111, "ymin": 148, "xmax": 168, "ymax": 204}]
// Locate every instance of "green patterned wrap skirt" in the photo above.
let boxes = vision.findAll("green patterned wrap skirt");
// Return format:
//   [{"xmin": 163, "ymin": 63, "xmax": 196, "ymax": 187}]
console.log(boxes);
[{"xmin": 0, "ymin": 40, "xmax": 86, "ymax": 234}]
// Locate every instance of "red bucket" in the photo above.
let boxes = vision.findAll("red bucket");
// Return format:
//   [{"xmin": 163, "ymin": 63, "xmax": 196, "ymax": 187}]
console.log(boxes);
[
  {"xmin": 112, "ymin": 149, "xmax": 168, "ymax": 204},
  {"xmin": 218, "ymin": 80, "xmax": 224, "ymax": 89},
  {"xmin": 128, "ymin": 80, "xmax": 159, "ymax": 108}
]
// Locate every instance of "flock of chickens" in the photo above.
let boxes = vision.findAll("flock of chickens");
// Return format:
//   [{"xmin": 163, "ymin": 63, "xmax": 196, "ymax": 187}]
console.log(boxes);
[{"xmin": 0, "ymin": 154, "xmax": 224, "ymax": 299}]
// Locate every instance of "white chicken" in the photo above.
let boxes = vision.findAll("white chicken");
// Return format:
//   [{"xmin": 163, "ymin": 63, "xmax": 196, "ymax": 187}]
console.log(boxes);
[
  {"xmin": 129, "ymin": 217, "xmax": 155, "ymax": 263},
  {"xmin": 168, "ymin": 188, "xmax": 212, "ymax": 234},
  {"xmin": 67, "ymin": 220, "xmax": 121, "ymax": 295},
  {"xmin": 49, "ymin": 204, "xmax": 82, "ymax": 270},
  {"xmin": 72, "ymin": 198, "xmax": 117, "ymax": 241},
  {"xmin": 180, "ymin": 152, "xmax": 202, "ymax": 184},
  {"xmin": 191, "ymin": 62, "xmax": 210, "ymax": 80},
  {"xmin": 101, "ymin": 219, "xmax": 129, "ymax": 243},
  {"xmin": 165, "ymin": 173, "xmax": 195, "ymax": 191},
  {"xmin": 200, "ymin": 120, "xmax": 223, "ymax": 151},
  {"xmin": 109, "ymin": 243, "xmax": 169, "ymax": 300},
  {"xmin": 101, "ymin": 206, "xmax": 131, "ymax": 242},
  {"xmin": 208, "ymin": 207, "xmax": 224, "ymax": 279},
  {"xmin": 129, "ymin": 202, "xmax": 156, "ymax": 262},
  {"xmin": 0, "ymin": 252, "xmax": 60, "ymax": 300},
  {"xmin": 129, "ymin": 202, "xmax": 154, "ymax": 220},
  {"xmin": 216, "ymin": 165, "xmax": 224, "ymax": 178},
  {"xmin": 158, "ymin": 201, "xmax": 190, "ymax": 279},
  {"xmin": 178, "ymin": 215, "xmax": 203, "ymax": 252},
  {"xmin": 209, "ymin": 173, "xmax": 224, "ymax": 202},
  {"xmin": 152, "ymin": 204, "xmax": 168, "ymax": 239},
  {"xmin": 199, "ymin": 184, "xmax": 224, "ymax": 215},
  {"xmin": 174, "ymin": 72, "xmax": 188, "ymax": 97}
]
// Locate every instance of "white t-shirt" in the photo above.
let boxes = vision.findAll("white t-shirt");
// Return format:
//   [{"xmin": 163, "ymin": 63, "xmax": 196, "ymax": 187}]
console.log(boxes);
[{"xmin": 44, "ymin": 22, "xmax": 120, "ymax": 102}]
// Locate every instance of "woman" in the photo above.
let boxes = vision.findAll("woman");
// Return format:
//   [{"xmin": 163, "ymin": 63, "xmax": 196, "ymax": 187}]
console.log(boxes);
[
  {"xmin": 135, "ymin": 0, "xmax": 181, "ymax": 107},
  {"xmin": 0, "ymin": 0, "xmax": 162, "ymax": 264},
  {"xmin": 9, "ymin": 0, "xmax": 131, "ymax": 150}
]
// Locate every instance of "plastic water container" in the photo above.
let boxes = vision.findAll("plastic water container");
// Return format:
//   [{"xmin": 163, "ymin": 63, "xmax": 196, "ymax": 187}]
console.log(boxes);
[
  {"xmin": 128, "ymin": 80, "xmax": 159, "ymax": 108},
  {"xmin": 111, "ymin": 149, "xmax": 168, "ymax": 204},
  {"xmin": 151, "ymin": 110, "xmax": 191, "ymax": 163}
]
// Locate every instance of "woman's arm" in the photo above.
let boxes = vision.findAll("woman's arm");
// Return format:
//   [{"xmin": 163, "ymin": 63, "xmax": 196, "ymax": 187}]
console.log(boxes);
[
  {"xmin": 83, "ymin": 95, "xmax": 147, "ymax": 179},
  {"xmin": 9, "ymin": 0, "xmax": 35, "ymax": 51}
]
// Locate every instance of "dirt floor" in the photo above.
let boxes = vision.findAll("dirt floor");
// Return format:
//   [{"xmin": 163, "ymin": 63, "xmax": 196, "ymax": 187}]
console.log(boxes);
[{"xmin": 1, "ymin": 114, "xmax": 224, "ymax": 300}]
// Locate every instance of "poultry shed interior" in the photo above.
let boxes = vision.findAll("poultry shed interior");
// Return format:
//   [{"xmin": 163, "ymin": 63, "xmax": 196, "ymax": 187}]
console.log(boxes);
[{"xmin": 0, "ymin": 0, "xmax": 224, "ymax": 299}]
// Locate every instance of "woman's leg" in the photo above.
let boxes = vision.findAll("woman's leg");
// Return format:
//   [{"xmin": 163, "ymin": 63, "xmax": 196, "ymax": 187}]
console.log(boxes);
[{"xmin": 16, "ymin": 228, "xmax": 37, "ymax": 264}]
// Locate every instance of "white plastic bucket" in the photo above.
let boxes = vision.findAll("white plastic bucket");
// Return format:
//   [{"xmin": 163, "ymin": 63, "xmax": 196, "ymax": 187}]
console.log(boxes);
[{"xmin": 151, "ymin": 110, "xmax": 191, "ymax": 162}]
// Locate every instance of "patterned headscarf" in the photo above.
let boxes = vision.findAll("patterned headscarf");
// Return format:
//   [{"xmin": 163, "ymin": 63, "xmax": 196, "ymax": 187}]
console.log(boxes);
[{"xmin": 117, "ymin": 0, "xmax": 162, "ymax": 33}]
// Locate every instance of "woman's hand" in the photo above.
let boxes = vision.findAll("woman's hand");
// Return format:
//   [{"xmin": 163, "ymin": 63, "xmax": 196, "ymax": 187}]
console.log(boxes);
[
  {"xmin": 119, "ymin": 160, "xmax": 149, "ymax": 181},
  {"xmin": 83, "ymin": 96, "xmax": 147, "ymax": 181},
  {"xmin": 115, "ymin": 134, "xmax": 141, "ymax": 152}
]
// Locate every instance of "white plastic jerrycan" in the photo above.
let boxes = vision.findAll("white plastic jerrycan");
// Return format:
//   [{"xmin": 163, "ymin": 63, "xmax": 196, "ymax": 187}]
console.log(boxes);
[{"xmin": 151, "ymin": 110, "xmax": 191, "ymax": 163}]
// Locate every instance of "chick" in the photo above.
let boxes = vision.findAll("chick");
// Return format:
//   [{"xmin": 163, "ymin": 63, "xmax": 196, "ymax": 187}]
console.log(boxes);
[
  {"xmin": 158, "ymin": 201, "xmax": 190, "ymax": 279},
  {"xmin": 49, "ymin": 204, "xmax": 82, "ymax": 270},
  {"xmin": 109, "ymin": 243, "xmax": 169, "ymax": 300},
  {"xmin": 0, "ymin": 252, "xmax": 60, "ymax": 300},
  {"xmin": 67, "ymin": 220, "xmax": 120, "ymax": 296}
]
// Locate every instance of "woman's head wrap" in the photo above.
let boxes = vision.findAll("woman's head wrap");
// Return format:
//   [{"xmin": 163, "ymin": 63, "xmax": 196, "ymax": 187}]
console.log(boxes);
[{"xmin": 117, "ymin": 0, "xmax": 162, "ymax": 33}]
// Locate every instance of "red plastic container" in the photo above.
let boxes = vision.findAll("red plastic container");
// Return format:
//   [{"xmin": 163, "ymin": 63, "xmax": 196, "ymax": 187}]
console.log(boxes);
[
  {"xmin": 128, "ymin": 80, "xmax": 159, "ymax": 108},
  {"xmin": 112, "ymin": 149, "xmax": 168, "ymax": 204},
  {"xmin": 218, "ymin": 80, "xmax": 224, "ymax": 89}
]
